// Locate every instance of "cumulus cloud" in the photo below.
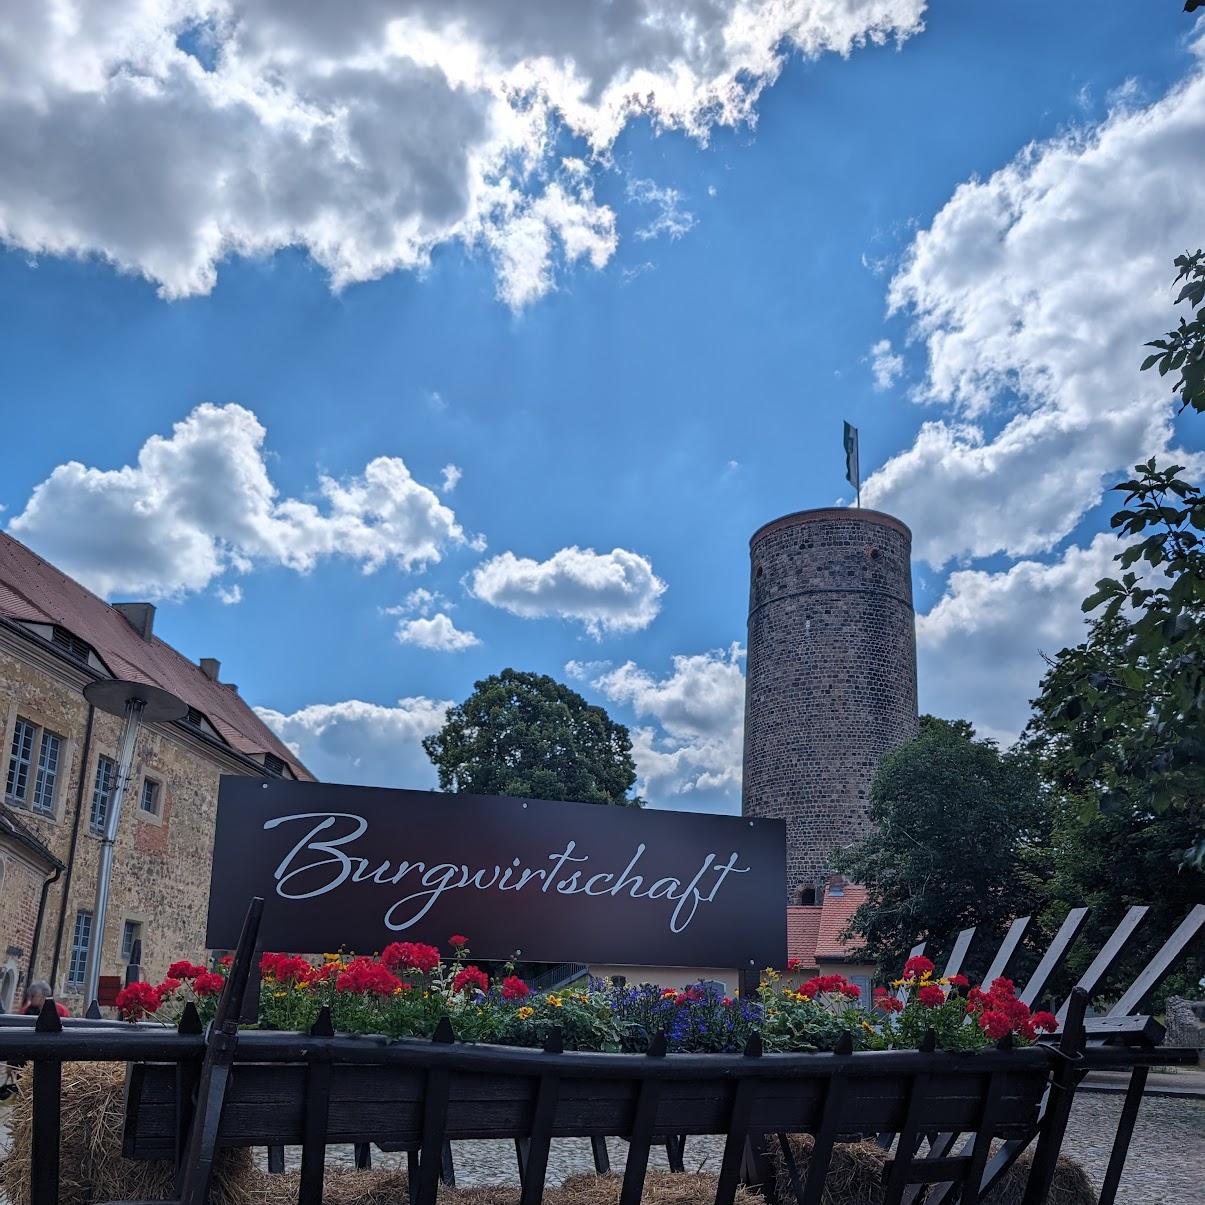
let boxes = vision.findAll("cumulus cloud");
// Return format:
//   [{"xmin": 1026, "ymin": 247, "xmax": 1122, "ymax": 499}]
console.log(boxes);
[
  {"xmin": 584, "ymin": 643, "xmax": 745, "ymax": 811},
  {"xmin": 396, "ymin": 612, "xmax": 481, "ymax": 651},
  {"xmin": 7, "ymin": 402, "xmax": 466, "ymax": 598},
  {"xmin": 864, "ymin": 42, "xmax": 1205, "ymax": 567},
  {"xmin": 916, "ymin": 534, "xmax": 1122, "ymax": 743},
  {"xmin": 256, "ymin": 697, "xmax": 451, "ymax": 789},
  {"xmin": 0, "ymin": 1, "xmax": 926, "ymax": 308},
  {"xmin": 868, "ymin": 338, "xmax": 904, "ymax": 391},
  {"xmin": 440, "ymin": 464, "xmax": 462, "ymax": 493},
  {"xmin": 469, "ymin": 546, "xmax": 666, "ymax": 636},
  {"xmin": 215, "ymin": 583, "xmax": 242, "ymax": 605}
]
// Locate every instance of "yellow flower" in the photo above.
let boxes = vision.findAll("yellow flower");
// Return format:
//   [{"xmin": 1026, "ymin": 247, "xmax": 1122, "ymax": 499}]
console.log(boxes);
[
  {"xmin": 546, "ymin": 994, "xmax": 563, "ymax": 1008},
  {"xmin": 517, "ymin": 1006, "xmax": 534, "ymax": 1021},
  {"xmin": 323, "ymin": 952, "xmax": 341, "ymax": 963},
  {"xmin": 860, "ymin": 1020, "xmax": 875, "ymax": 1033}
]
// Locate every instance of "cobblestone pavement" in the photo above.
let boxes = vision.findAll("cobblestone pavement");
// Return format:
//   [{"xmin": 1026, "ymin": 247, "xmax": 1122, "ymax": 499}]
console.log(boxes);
[
  {"xmin": 4, "ymin": 1093, "xmax": 1202, "ymax": 1203},
  {"xmin": 250, "ymin": 1094, "xmax": 1203, "ymax": 1203}
]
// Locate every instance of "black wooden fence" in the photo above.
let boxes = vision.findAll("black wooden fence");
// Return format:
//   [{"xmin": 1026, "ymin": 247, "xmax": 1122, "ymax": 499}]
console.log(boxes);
[{"xmin": 0, "ymin": 899, "xmax": 1199, "ymax": 1205}]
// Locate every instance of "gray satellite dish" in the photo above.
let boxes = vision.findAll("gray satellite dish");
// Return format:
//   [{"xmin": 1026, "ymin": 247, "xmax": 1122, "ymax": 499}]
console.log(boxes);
[{"xmin": 83, "ymin": 679, "xmax": 188, "ymax": 723}]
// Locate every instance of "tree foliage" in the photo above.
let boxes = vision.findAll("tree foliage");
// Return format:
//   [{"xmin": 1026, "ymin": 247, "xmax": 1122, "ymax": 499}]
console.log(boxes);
[
  {"xmin": 1023, "ymin": 618, "xmax": 1202, "ymax": 1005},
  {"xmin": 1048, "ymin": 251, "xmax": 1205, "ymax": 866},
  {"xmin": 422, "ymin": 668, "xmax": 643, "ymax": 806},
  {"xmin": 834, "ymin": 716, "xmax": 1047, "ymax": 981}
]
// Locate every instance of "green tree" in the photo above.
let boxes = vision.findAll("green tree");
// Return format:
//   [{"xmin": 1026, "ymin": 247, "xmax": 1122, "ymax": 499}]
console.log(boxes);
[
  {"xmin": 834, "ymin": 716, "xmax": 1047, "ymax": 980},
  {"xmin": 1023, "ymin": 617, "xmax": 1203, "ymax": 1006},
  {"xmin": 1055, "ymin": 251, "xmax": 1204, "ymax": 866},
  {"xmin": 423, "ymin": 668, "xmax": 644, "ymax": 806}
]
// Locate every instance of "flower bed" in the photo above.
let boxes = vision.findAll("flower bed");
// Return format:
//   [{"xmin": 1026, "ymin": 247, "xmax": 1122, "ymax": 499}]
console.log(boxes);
[{"xmin": 115, "ymin": 943, "xmax": 1057, "ymax": 1054}]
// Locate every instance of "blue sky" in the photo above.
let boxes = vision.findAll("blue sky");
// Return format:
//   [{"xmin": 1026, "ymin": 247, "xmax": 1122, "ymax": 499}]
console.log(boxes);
[{"xmin": 2, "ymin": 1, "xmax": 1202, "ymax": 811}]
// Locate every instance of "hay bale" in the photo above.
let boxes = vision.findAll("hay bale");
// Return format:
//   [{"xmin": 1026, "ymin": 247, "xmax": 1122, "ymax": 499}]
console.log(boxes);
[
  {"xmin": 0, "ymin": 1062, "xmax": 252, "ymax": 1205},
  {"xmin": 983, "ymin": 1150, "xmax": 1094, "ymax": 1205},
  {"xmin": 767, "ymin": 1135, "xmax": 1095, "ymax": 1205},
  {"xmin": 769, "ymin": 1135, "xmax": 888, "ymax": 1205},
  {"xmin": 555, "ymin": 1171, "xmax": 759, "ymax": 1205},
  {"xmin": 239, "ymin": 1168, "xmax": 412, "ymax": 1205}
]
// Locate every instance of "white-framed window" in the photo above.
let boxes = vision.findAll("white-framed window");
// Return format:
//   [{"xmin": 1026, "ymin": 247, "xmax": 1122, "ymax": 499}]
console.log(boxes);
[
  {"xmin": 121, "ymin": 919, "xmax": 143, "ymax": 962},
  {"xmin": 6, "ymin": 716, "xmax": 64, "ymax": 817},
  {"xmin": 5, "ymin": 717, "xmax": 36, "ymax": 802},
  {"xmin": 139, "ymin": 777, "xmax": 162, "ymax": 817},
  {"xmin": 89, "ymin": 755, "xmax": 116, "ymax": 835},
  {"xmin": 31, "ymin": 730, "xmax": 62, "ymax": 815},
  {"xmin": 67, "ymin": 910, "xmax": 92, "ymax": 986}
]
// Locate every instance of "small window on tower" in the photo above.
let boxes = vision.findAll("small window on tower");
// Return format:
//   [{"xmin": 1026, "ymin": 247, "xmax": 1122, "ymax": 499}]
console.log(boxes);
[{"xmin": 798, "ymin": 888, "xmax": 816, "ymax": 906}]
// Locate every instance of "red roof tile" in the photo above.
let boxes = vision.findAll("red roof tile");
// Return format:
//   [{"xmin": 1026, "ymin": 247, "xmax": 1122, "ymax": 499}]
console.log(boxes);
[
  {"xmin": 0, "ymin": 531, "xmax": 312, "ymax": 780},
  {"xmin": 814, "ymin": 880, "xmax": 867, "ymax": 961},
  {"xmin": 786, "ymin": 905, "xmax": 823, "ymax": 969}
]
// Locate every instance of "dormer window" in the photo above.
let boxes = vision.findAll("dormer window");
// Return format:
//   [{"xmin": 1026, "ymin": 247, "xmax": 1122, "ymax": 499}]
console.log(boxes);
[
  {"xmin": 50, "ymin": 625, "xmax": 92, "ymax": 662},
  {"xmin": 262, "ymin": 752, "xmax": 288, "ymax": 778}
]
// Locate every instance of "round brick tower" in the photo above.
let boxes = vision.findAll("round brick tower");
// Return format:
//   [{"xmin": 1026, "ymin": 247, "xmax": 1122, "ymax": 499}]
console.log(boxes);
[{"xmin": 742, "ymin": 508, "xmax": 918, "ymax": 902}]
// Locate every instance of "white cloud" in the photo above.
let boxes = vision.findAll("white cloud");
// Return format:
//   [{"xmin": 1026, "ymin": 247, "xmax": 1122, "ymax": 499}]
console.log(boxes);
[
  {"xmin": 395, "ymin": 612, "xmax": 481, "ymax": 651},
  {"xmin": 7, "ymin": 402, "xmax": 467, "ymax": 598},
  {"xmin": 864, "ymin": 40, "xmax": 1205, "ymax": 567},
  {"xmin": 564, "ymin": 658, "xmax": 612, "ymax": 681},
  {"xmin": 585, "ymin": 643, "xmax": 745, "ymax": 810},
  {"xmin": 0, "ymin": 1, "xmax": 927, "ymax": 308},
  {"xmin": 440, "ymin": 464, "xmax": 462, "ymax": 493},
  {"xmin": 916, "ymin": 534, "xmax": 1122, "ymax": 743},
  {"xmin": 469, "ymin": 545, "xmax": 666, "ymax": 636},
  {"xmin": 868, "ymin": 338, "xmax": 903, "ymax": 391},
  {"xmin": 628, "ymin": 178, "xmax": 696, "ymax": 241},
  {"xmin": 256, "ymin": 697, "xmax": 451, "ymax": 789},
  {"xmin": 215, "ymin": 582, "xmax": 242, "ymax": 605}
]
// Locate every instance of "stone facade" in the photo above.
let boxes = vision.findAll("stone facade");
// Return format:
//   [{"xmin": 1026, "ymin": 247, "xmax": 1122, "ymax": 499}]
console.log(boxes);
[
  {"xmin": 741, "ymin": 508, "xmax": 919, "ymax": 902},
  {"xmin": 0, "ymin": 830, "xmax": 56, "ymax": 1010},
  {"xmin": 0, "ymin": 627, "xmax": 290, "ymax": 1011}
]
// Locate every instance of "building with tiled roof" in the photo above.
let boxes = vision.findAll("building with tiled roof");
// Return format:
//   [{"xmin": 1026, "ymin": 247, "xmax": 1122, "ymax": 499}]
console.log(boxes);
[
  {"xmin": 785, "ymin": 876, "xmax": 876, "ymax": 1007},
  {"xmin": 0, "ymin": 529, "xmax": 312, "ymax": 1010}
]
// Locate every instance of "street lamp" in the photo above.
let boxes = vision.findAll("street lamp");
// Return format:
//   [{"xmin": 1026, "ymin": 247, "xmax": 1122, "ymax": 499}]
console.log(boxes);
[{"xmin": 80, "ymin": 679, "xmax": 186, "ymax": 1007}]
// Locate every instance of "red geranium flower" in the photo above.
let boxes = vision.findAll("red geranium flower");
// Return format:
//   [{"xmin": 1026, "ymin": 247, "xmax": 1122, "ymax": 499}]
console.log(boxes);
[
  {"xmin": 156, "ymin": 977, "xmax": 183, "ymax": 997},
  {"xmin": 452, "ymin": 965, "xmax": 489, "ymax": 995},
  {"xmin": 218, "ymin": 954, "xmax": 234, "ymax": 966},
  {"xmin": 903, "ymin": 955, "xmax": 935, "ymax": 980},
  {"xmin": 786, "ymin": 958, "xmax": 801, "ymax": 972},
  {"xmin": 872, "ymin": 987, "xmax": 904, "ymax": 1014},
  {"xmin": 337, "ymin": 957, "xmax": 402, "ymax": 996},
  {"xmin": 192, "ymin": 971, "xmax": 225, "ymax": 997},
  {"xmin": 500, "ymin": 975, "xmax": 529, "ymax": 1000},
  {"xmin": 947, "ymin": 974, "xmax": 969, "ymax": 987},
  {"xmin": 978, "ymin": 1010, "xmax": 1012, "ymax": 1040},
  {"xmin": 115, "ymin": 981, "xmax": 163, "ymax": 1021},
  {"xmin": 449, "ymin": 935, "xmax": 469, "ymax": 948},
  {"xmin": 1030, "ymin": 1011, "xmax": 1057, "ymax": 1033},
  {"xmin": 168, "ymin": 961, "xmax": 205, "ymax": 980},
  {"xmin": 381, "ymin": 941, "xmax": 441, "ymax": 975},
  {"xmin": 917, "ymin": 984, "xmax": 946, "ymax": 1008},
  {"xmin": 260, "ymin": 952, "xmax": 314, "ymax": 984}
]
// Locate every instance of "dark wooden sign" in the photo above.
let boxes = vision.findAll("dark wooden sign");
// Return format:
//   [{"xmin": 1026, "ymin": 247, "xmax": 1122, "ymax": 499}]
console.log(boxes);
[{"xmin": 206, "ymin": 778, "xmax": 786, "ymax": 970}]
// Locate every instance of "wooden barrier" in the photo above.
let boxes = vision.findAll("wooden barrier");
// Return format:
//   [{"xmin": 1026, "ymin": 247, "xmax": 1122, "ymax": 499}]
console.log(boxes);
[{"xmin": 1, "ymin": 899, "xmax": 1199, "ymax": 1205}]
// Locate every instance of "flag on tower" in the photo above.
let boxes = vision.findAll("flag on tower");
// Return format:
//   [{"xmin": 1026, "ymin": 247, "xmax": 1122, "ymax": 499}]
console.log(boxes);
[{"xmin": 843, "ymin": 421, "xmax": 860, "ymax": 506}]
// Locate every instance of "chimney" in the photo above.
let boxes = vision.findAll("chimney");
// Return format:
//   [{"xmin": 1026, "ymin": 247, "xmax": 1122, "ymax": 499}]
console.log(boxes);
[
  {"xmin": 113, "ymin": 602, "xmax": 156, "ymax": 641},
  {"xmin": 200, "ymin": 658, "xmax": 221, "ymax": 682}
]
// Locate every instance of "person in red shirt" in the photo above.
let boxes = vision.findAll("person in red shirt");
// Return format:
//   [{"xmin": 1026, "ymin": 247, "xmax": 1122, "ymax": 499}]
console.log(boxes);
[{"xmin": 19, "ymin": 980, "xmax": 69, "ymax": 1018}]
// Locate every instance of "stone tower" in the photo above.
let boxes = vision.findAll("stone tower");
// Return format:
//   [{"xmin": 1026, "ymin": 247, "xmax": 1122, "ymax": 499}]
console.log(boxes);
[{"xmin": 741, "ymin": 508, "xmax": 918, "ymax": 902}]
